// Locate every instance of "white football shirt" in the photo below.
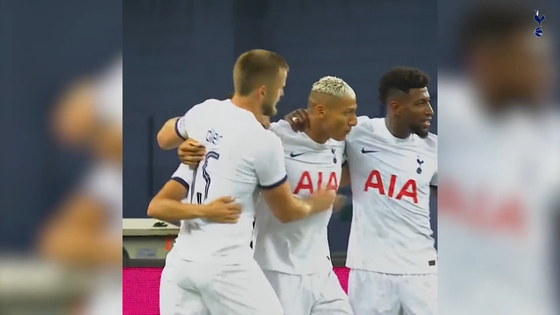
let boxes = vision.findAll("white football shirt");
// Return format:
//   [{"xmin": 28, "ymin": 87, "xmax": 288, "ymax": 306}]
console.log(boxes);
[
  {"xmin": 82, "ymin": 161, "xmax": 123, "ymax": 236},
  {"xmin": 80, "ymin": 161, "xmax": 123, "ymax": 315},
  {"xmin": 170, "ymin": 163, "xmax": 193, "ymax": 203},
  {"xmin": 345, "ymin": 117, "xmax": 438, "ymax": 274},
  {"xmin": 94, "ymin": 57, "xmax": 122, "ymax": 126},
  {"xmin": 437, "ymin": 76, "xmax": 560, "ymax": 315},
  {"xmin": 253, "ymin": 120, "xmax": 345, "ymax": 275},
  {"xmin": 167, "ymin": 99, "xmax": 288, "ymax": 264}
]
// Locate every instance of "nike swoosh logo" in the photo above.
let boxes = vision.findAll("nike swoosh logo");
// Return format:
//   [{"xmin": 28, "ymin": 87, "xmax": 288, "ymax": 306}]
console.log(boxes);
[
  {"xmin": 361, "ymin": 148, "xmax": 378, "ymax": 154},
  {"xmin": 290, "ymin": 152, "xmax": 305, "ymax": 158}
]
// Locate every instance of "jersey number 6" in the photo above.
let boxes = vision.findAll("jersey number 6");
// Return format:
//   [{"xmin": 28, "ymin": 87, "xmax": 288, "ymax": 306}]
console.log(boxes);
[{"xmin": 195, "ymin": 151, "xmax": 220, "ymax": 204}]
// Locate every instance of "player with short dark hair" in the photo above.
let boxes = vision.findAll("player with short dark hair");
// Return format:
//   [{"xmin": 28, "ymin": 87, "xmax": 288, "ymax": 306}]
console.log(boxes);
[{"xmin": 377, "ymin": 67, "xmax": 433, "ymax": 138}]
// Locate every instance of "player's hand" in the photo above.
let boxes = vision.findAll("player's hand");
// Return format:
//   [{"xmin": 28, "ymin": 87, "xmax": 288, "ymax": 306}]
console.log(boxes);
[
  {"xmin": 204, "ymin": 196, "xmax": 242, "ymax": 223},
  {"xmin": 178, "ymin": 138, "xmax": 206, "ymax": 166},
  {"xmin": 332, "ymin": 195, "xmax": 349, "ymax": 213},
  {"xmin": 284, "ymin": 109, "xmax": 309, "ymax": 132},
  {"xmin": 261, "ymin": 115, "xmax": 271, "ymax": 129},
  {"xmin": 308, "ymin": 188, "xmax": 336, "ymax": 214}
]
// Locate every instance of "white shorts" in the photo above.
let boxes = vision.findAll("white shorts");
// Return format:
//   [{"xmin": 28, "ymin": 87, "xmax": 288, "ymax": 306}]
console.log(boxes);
[
  {"xmin": 160, "ymin": 257, "xmax": 283, "ymax": 315},
  {"xmin": 348, "ymin": 269, "xmax": 437, "ymax": 315},
  {"xmin": 263, "ymin": 269, "xmax": 353, "ymax": 315}
]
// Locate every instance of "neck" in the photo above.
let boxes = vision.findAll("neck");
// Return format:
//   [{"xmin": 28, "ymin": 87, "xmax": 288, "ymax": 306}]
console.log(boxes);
[
  {"xmin": 231, "ymin": 95, "xmax": 264, "ymax": 123},
  {"xmin": 304, "ymin": 115, "xmax": 330, "ymax": 144},
  {"xmin": 385, "ymin": 114, "xmax": 410, "ymax": 139}
]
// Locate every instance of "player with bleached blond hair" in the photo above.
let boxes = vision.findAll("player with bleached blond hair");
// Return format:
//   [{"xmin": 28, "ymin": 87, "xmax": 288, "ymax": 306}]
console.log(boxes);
[
  {"xmin": 252, "ymin": 75, "xmax": 358, "ymax": 314},
  {"xmin": 175, "ymin": 75, "xmax": 359, "ymax": 314}
]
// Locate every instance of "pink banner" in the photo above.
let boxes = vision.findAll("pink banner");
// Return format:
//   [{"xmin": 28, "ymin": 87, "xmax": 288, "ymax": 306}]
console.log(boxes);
[{"xmin": 123, "ymin": 267, "xmax": 350, "ymax": 315}]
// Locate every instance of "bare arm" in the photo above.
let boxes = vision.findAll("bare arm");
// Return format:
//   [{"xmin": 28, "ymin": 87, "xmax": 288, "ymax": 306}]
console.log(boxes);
[
  {"xmin": 260, "ymin": 181, "xmax": 334, "ymax": 223},
  {"xmin": 147, "ymin": 180, "xmax": 206, "ymax": 221},
  {"xmin": 148, "ymin": 179, "xmax": 241, "ymax": 223},
  {"xmin": 157, "ymin": 117, "xmax": 184, "ymax": 150},
  {"xmin": 38, "ymin": 194, "xmax": 122, "ymax": 267}
]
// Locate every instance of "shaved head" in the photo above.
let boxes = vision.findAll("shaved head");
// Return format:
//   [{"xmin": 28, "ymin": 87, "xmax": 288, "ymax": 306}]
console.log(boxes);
[{"xmin": 308, "ymin": 91, "xmax": 343, "ymax": 109}]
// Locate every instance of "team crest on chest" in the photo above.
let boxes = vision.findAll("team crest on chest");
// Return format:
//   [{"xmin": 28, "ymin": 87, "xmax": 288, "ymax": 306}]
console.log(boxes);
[{"xmin": 416, "ymin": 156, "xmax": 424, "ymax": 174}]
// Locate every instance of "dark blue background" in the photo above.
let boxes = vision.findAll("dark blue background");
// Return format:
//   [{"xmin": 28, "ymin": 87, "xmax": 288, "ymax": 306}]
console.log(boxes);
[
  {"xmin": 0, "ymin": 0, "xmax": 121, "ymax": 250},
  {"xmin": 123, "ymin": 0, "xmax": 438, "ymax": 253}
]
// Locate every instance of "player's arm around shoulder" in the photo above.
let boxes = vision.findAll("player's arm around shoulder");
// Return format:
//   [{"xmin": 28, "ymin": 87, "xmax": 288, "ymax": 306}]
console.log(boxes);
[
  {"xmin": 156, "ymin": 102, "xmax": 206, "ymax": 150},
  {"xmin": 157, "ymin": 116, "xmax": 182, "ymax": 150},
  {"xmin": 254, "ymin": 132, "xmax": 336, "ymax": 222},
  {"xmin": 37, "ymin": 191, "xmax": 121, "ymax": 266},
  {"xmin": 147, "ymin": 164, "xmax": 241, "ymax": 223}
]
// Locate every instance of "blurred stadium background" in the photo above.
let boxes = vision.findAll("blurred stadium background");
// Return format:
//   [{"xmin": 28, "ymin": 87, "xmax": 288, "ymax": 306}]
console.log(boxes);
[
  {"xmin": 438, "ymin": 0, "xmax": 560, "ymax": 314},
  {"xmin": 0, "ymin": 0, "xmax": 122, "ymax": 314}
]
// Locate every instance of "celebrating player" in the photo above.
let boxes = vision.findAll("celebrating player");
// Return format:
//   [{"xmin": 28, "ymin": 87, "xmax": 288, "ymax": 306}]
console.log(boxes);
[
  {"xmin": 39, "ymin": 57, "xmax": 124, "ymax": 315},
  {"xmin": 154, "ymin": 49, "xmax": 337, "ymax": 315},
  {"xmin": 287, "ymin": 67, "xmax": 437, "ymax": 315},
  {"xmin": 178, "ymin": 76, "xmax": 358, "ymax": 314}
]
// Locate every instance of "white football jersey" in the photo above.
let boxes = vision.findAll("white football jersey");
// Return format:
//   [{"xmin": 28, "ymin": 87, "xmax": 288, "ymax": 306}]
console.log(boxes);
[
  {"xmin": 437, "ymin": 76, "xmax": 560, "ymax": 315},
  {"xmin": 168, "ymin": 163, "xmax": 204, "ymax": 229},
  {"xmin": 82, "ymin": 161, "xmax": 123, "ymax": 235},
  {"xmin": 80, "ymin": 161, "xmax": 123, "ymax": 315},
  {"xmin": 170, "ymin": 163, "xmax": 193, "ymax": 202},
  {"xmin": 94, "ymin": 56, "xmax": 122, "ymax": 126},
  {"xmin": 253, "ymin": 120, "xmax": 345, "ymax": 275},
  {"xmin": 345, "ymin": 117, "xmax": 438, "ymax": 274},
  {"xmin": 168, "ymin": 99, "xmax": 288, "ymax": 264}
]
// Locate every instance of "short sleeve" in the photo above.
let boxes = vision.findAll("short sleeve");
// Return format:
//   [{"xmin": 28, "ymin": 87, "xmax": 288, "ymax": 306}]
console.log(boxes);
[
  {"xmin": 253, "ymin": 132, "xmax": 288, "ymax": 189},
  {"xmin": 430, "ymin": 171, "xmax": 438, "ymax": 187},
  {"xmin": 171, "ymin": 163, "xmax": 194, "ymax": 191},
  {"xmin": 80, "ymin": 163, "xmax": 122, "ymax": 213},
  {"xmin": 175, "ymin": 104, "xmax": 203, "ymax": 140}
]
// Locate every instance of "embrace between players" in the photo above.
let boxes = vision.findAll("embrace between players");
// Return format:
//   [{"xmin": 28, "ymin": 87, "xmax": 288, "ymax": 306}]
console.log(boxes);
[{"xmin": 149, "ymin": 49, "xmax": 437, "ymax": 315}]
